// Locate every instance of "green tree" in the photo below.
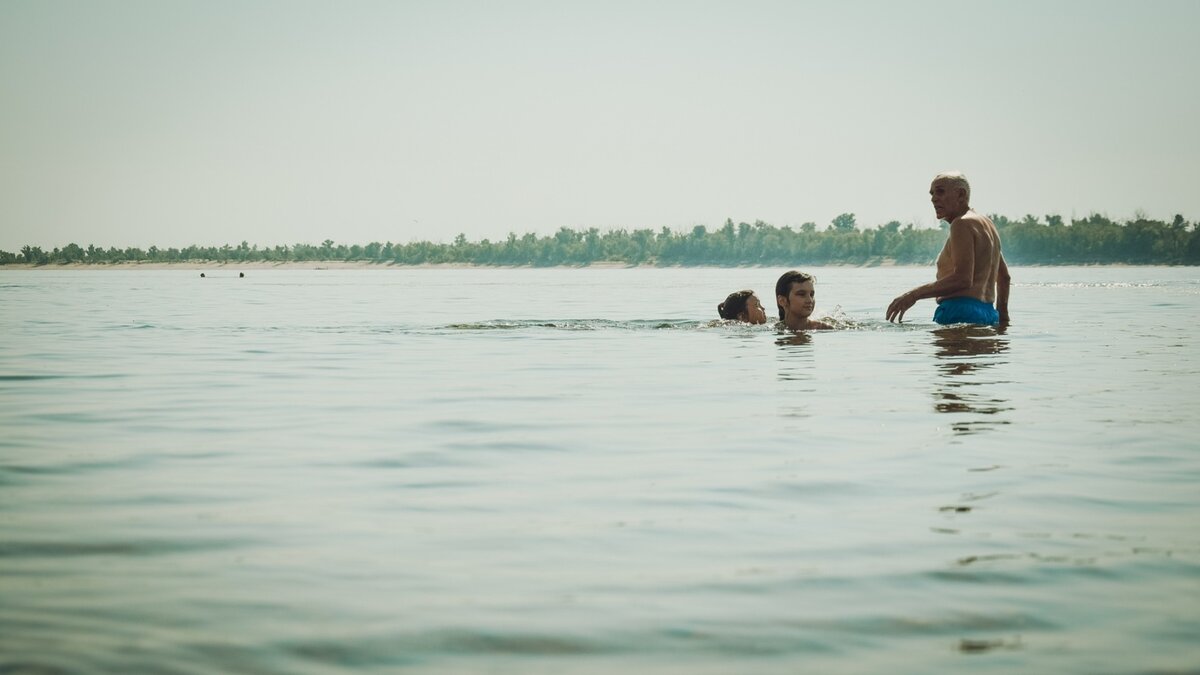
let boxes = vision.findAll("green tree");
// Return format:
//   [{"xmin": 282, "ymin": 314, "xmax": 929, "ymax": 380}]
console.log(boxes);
[{"xmin": 830, "ymin": 213, "xmax": 857, "ymax": 232}]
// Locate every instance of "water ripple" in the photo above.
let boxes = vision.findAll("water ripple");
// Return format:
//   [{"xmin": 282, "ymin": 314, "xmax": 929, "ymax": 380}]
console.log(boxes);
[{"xmin": 0, "ymin": 539, "xmax": 248, "ymax": 558}]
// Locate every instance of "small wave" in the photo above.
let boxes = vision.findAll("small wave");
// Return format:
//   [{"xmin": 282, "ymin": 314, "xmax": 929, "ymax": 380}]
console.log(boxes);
[
  {"xmin": 1, "ymin": 458, "xmax": 146, "ymax": 475},
  {"xmin": 0, "ymin": 539, "xmax": 247, "ymax": 558},
  {"xmin": 0, "ymin": 374, "xmax": 67, "ymax": 381},
  {"xmin": 441, "ymin": 318, "xmax": 904, "ymax": 332},
  {"xmin": 1022, "ymin": 281, "xmax": 1164, "ymax": 289},
  {"xmin": 443, "ymin": 319, "xmax": 706, "ymax": 331},
  {"xmin": 0, "ymin": 373, "xmax": 125, "ymax": 382},
  {"xmin": 273, "ymin": 631, "xmax": 603, "ymax": 668}
]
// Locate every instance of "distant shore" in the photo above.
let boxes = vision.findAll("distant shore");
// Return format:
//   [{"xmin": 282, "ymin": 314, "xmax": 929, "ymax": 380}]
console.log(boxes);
[
  {"xmin": 7, "ymin": 215, "xmax": 1195, "ymax": 267},
  {"xmin": 0, "ymin": 261, "xmax": 501, "ymax": 271}
]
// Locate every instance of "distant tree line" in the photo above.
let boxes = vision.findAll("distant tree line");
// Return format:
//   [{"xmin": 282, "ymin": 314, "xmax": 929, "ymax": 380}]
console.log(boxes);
[{"xmin": 3, "ymin": 213, "xmax": 1197, "ymax": 267}]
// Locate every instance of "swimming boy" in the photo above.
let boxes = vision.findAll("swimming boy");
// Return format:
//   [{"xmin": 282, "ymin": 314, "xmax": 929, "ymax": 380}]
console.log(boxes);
[{"xmin": 775, "ymin": 270, "xmax": 833, "ymax": 331}]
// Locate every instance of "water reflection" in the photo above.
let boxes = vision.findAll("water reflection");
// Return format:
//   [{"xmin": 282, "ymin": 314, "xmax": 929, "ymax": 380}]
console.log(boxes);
[
  {"xmin": 773, "ymin": 331, "xmax": 814, "ymax": 420},
  {"xmin": 774, "ymin": 332, "xmax": 813, "ymax": 348},
  {"xmin": 774, "ymin": 331, "xmax": 813, "ymax": 385},
  {"xmin": 931, "ymin": 326, "xmax": 1012, "ymax": 435}
]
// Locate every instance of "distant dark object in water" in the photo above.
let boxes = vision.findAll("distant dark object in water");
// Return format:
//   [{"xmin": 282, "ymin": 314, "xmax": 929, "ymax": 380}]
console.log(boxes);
[
  {"xmin": 239, "ymin": 272, "xmax": 245, "ymax": 278},
  {"xmin": 959, "ymin": 636, "xmax": 1022, "ymax": 653},
  {"xmin": 200, "ymin": 273, "xmax": 205, "ymax": 278}
]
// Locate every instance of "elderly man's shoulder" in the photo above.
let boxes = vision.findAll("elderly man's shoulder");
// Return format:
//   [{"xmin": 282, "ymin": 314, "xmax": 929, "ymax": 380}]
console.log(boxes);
[
  {"xmin": 951, "ymin": 212, "xmax": 995, "ymax": 235},
  {"xmin": 954, "ymin": 210, "xmax": 990, "ymax": 225}
]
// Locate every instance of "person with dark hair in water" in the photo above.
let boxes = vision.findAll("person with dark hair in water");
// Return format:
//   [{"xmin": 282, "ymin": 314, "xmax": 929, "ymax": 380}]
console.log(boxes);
[
  {"xmin": 717, "ymin": 289, "xmax": 768, "ymax": 324},
  {"xmin": 775, "ymin": 270, "xmax": 833, "ymax": 331}
]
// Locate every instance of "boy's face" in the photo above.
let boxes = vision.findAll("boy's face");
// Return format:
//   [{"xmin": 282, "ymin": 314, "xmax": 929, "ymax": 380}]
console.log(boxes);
[{"xmin": 777, "ymin": 280, "xmax": 815, "ymax": 320}]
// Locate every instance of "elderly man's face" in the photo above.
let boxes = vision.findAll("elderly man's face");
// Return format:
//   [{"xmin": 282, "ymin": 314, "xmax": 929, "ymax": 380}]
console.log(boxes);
[{"xmin": 929, "ymin": 179, "xmax": 967, "ymax": 221}]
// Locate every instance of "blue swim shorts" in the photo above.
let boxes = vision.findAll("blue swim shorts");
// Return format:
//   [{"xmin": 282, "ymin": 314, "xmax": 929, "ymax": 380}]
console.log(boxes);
[{"xmin": 933, "ymin": 296, "xmax": 1000, "ymax": 325}]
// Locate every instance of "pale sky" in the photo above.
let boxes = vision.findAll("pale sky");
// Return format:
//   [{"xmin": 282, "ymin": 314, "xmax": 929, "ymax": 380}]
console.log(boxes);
[{"xmin": 2, "ymin": 0, "xmax": 1197, "ymax": 250}]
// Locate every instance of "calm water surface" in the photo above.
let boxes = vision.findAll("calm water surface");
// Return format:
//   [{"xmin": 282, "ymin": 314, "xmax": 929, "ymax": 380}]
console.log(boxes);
[{"xmin": 1, "ymin": 266, "xmax": 1198, "ymax": 674}]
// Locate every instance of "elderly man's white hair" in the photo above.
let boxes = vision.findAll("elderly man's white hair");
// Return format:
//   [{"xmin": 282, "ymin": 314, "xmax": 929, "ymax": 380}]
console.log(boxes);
[{"xmin": 934, "ymin": 171, "xmax": 971, "ymax": 202}]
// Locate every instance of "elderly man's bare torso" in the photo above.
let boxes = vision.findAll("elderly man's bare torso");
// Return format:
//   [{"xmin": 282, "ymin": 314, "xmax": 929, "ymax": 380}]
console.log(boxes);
[{"xmin": 935, "ymin": 211, "xmax": 1003, "ymax": 304}]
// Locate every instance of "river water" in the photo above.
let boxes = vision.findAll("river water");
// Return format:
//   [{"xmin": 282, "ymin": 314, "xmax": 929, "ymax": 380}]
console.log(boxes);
[{"xmin": 1, "ymin": 266, "xmax": 1198, "ymax": 674}]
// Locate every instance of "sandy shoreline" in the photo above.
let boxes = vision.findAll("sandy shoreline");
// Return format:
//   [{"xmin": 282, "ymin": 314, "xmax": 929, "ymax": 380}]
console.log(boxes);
[{"xmin": 0, "ymin": 259, "xmax": 915, "ymax": 271}]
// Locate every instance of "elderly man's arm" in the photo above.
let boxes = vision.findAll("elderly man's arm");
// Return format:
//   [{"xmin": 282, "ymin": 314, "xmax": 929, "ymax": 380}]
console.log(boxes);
[
  {"xmin": 996, "ymin": 253, "xmax": 1011, "ymax": 324},
  {"xmin": 886, "ymin": 221, "xmax": 975, "ymax": 322}
]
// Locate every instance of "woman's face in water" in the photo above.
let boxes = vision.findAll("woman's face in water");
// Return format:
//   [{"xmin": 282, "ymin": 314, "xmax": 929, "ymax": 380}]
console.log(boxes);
[{"xmin": 741, "ymin": 294, "xmax": 768, "ymax": 324}]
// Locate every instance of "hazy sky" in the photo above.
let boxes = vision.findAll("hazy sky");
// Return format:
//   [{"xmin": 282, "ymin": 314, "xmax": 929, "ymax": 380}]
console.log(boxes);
[{"xmin": 2, "ymin": 0, "xmax": 1197, "ymax": 250}]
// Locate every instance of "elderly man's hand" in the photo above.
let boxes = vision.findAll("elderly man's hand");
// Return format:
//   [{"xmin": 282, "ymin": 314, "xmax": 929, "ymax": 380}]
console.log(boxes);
[{"xmin": 886, "ymin": 292, "xmax": 917, "ymax": 323}]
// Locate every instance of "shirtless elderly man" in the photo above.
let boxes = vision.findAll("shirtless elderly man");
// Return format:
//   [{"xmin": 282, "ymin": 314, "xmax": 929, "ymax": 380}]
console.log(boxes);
[{"xmin": 887, "ymin": 172, "xmax": 1011, "ymax": 325}]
